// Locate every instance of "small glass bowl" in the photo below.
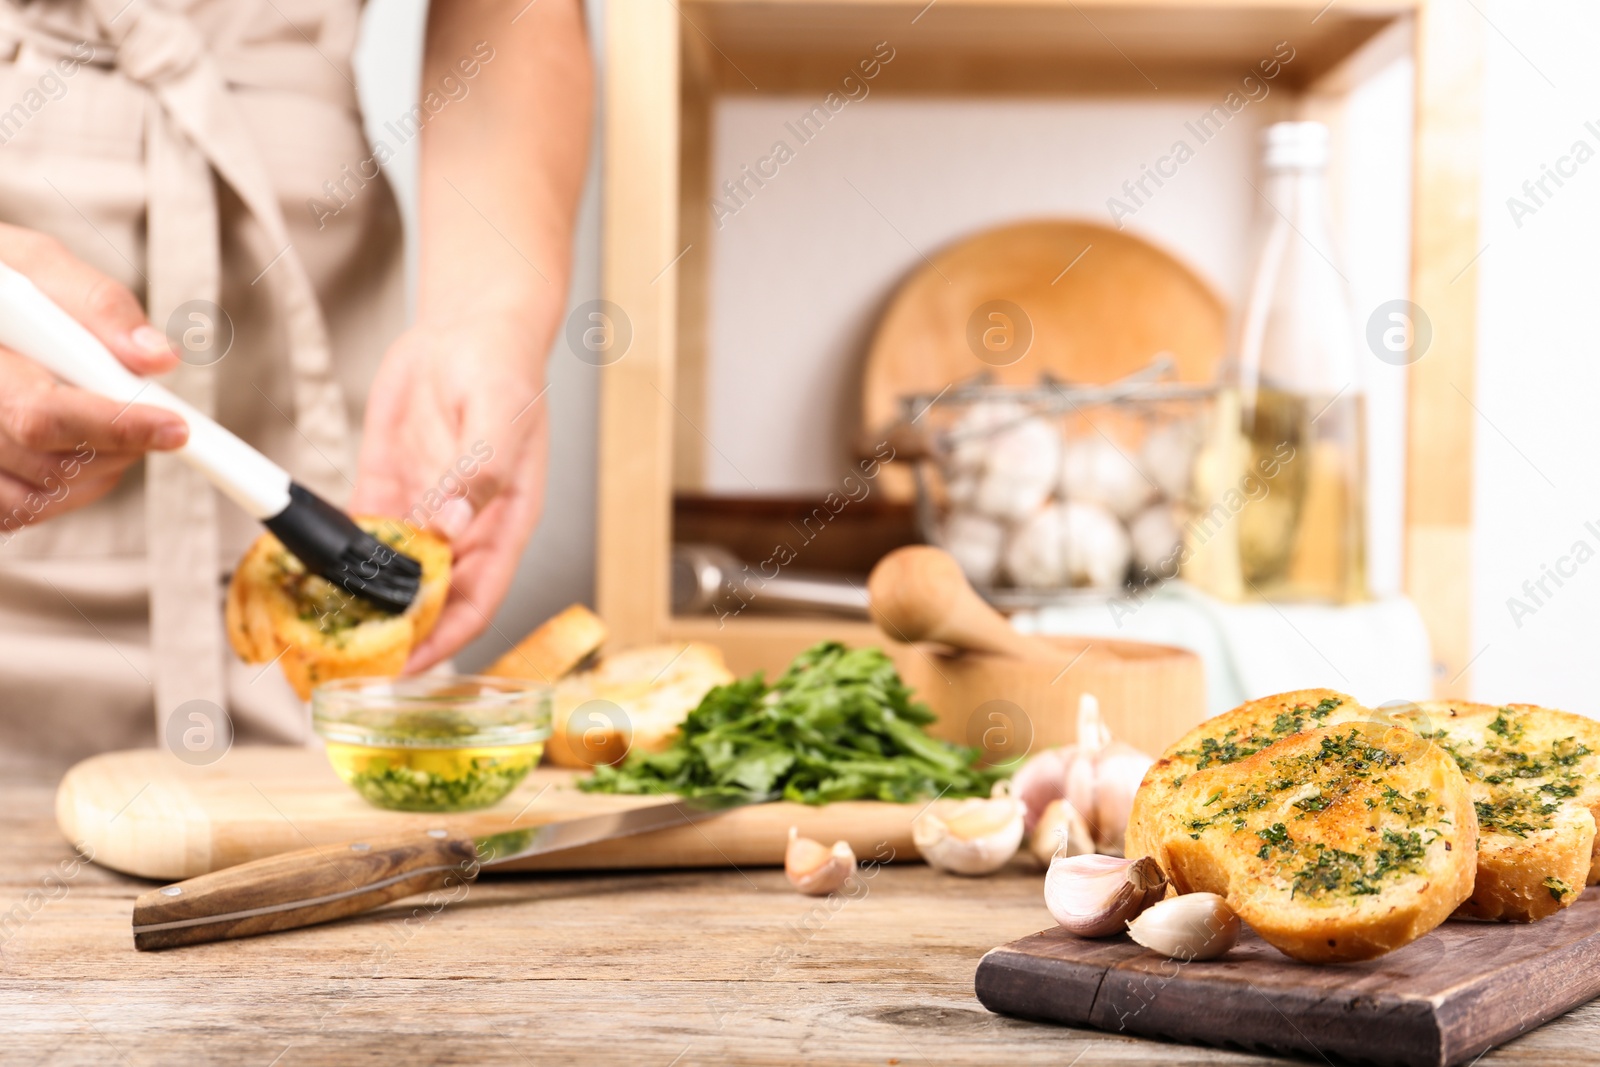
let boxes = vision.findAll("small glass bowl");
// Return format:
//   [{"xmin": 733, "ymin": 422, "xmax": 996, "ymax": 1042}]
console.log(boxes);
[{"xmin": 312, "ymin": 676, "xmax": 553, "ymax": 813}]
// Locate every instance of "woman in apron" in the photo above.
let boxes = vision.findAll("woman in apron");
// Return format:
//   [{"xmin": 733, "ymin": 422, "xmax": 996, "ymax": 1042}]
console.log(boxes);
[{"xmin": 0, "ymin": 0, "xmax": 592, "ymax": 770}]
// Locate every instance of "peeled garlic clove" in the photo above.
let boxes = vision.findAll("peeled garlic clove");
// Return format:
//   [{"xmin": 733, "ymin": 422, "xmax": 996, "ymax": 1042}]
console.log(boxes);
[
  {"xmin": 1044, "ymin": 853, "xmax": 1167, "ymax": 937},
  {"xmin": 1011, "ymin": 746, "xmax": 1073, "ymax": 833},
  {"xmin": 1125, "ymin": 892, "xmax": 1240, "ymax": 961},
  {"xmin": 1030, "ymin": 798, "xmax": 1094, "ymax": 867},
  {"xmin": 912, "ymin": 793, "xmax": 1024, "ymax": 876},
  {"xmin": 785, "ymin": 826, "xmax": 856, "ymax": 896}
]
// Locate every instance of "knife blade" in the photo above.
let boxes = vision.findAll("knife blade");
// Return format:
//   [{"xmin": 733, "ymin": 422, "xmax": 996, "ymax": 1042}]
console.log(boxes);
[{"xmin": 130, "ymin": 792, "xmax": 766, "ymax": 951}]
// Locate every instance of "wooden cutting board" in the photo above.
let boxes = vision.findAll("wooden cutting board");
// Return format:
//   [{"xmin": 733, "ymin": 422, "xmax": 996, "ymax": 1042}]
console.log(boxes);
[
  {"xmin": 975, "ymin": 896, "xmax": 1600, "ymax": 1067},
  {"xmin": 56, "ymin": 747, "xmax": 919, "ymax": 881}
]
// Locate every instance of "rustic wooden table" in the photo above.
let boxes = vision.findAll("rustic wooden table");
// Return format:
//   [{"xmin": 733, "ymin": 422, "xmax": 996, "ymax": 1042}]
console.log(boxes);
[{"xmin": 3, "ymin": 768, "xmax": 1598, "ymax": 1066}]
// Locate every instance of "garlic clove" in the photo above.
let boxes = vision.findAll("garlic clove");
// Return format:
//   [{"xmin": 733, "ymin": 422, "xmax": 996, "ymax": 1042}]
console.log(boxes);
[
  {"xmin": 1044, "ymin": 853, "xmax": 1167, "ymax": 937},
  {"xmin": 1125, "ymin": 892, "xmax": 1240, "ymax": 961},
  {"xmin": 785, "ymin": 826, "xmax": 856, "ymax": 896},
  {"xmin": 1029, "ymin": 797, "xmax": 1095, "ymax": 867},
  {"xmin": 912, "ymin": 793, "xmax": 1024, "ymax": 876},
  {"xmin": 1011, "ymin": 746, "xmax": 1073, "ymax": 833}
]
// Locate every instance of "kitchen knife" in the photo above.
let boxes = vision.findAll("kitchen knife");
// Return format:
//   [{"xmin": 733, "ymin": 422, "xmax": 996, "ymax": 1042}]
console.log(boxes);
[{"xmin": 130, "ymin": 793, "xmax": 764, "ymax": 950}]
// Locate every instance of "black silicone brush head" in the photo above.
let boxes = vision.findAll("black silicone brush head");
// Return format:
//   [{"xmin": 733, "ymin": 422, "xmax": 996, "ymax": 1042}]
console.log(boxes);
[{"xmin": 262, "ymin": 483, "xmax": 422, "ymax": 614}]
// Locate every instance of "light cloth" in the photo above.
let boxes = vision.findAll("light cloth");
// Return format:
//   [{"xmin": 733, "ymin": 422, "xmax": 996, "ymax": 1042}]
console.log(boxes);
[{"xmin": 1012, "ymin": 582, "xmax": 1435, "ymax": 716}]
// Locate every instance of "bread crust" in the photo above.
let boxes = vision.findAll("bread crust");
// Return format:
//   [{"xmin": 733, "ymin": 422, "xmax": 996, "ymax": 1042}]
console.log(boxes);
[
  {"xmin": 1127, "ymin": 689, "xmax": 1371, "ymax": 864},
  {"xmin": 1391, "ymin": 701, "xmax": 1600, "ymax": 921},
  {"xmin": 484, "ymin": 604, "xmax": 608, "ymax": 683},
  {"xmin": 1153, "ymin": 723, "xmax": 1477, "ymax": 963},
  {"xmin": 224, "ymin": 517, "xmax": 450, "ymax": 699}
]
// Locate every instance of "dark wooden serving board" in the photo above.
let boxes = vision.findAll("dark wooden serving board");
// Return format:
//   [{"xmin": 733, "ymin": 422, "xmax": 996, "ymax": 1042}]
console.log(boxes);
[{"xmin": 976, "ymin": 889, "xmax": 1600, "ymax": 1067}]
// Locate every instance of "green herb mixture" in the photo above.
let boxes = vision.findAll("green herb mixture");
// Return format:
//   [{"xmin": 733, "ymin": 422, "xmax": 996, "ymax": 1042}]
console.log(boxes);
[
  {"xmin": 1184, "ymin": 727, "xmax": 1453, "ymax": 902},
  {"xmin": 346, "ymin": 758, "xmax": 532, "ymax": 812},
  {"xmin": 581, "ymin": 641, "xmax": 1000, "ymax": 804}
]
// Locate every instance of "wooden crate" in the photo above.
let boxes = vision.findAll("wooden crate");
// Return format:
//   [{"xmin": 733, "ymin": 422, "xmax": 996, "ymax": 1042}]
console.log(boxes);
[{"xmin": 599, "ymin": 0, "xmax": 1482, "ymax": 695}]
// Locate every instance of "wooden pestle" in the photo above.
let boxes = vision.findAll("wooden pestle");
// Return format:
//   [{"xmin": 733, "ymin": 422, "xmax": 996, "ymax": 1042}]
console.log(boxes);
[{"xmin": 866, "ymin": 546, "xmax": 1063, "ymax": 662}]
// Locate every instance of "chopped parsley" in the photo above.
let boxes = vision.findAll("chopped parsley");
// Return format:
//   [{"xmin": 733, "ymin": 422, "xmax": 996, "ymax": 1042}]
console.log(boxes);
[{"xmin": 583, "ymin": 642, "xmax": 999, "ymax": 804}]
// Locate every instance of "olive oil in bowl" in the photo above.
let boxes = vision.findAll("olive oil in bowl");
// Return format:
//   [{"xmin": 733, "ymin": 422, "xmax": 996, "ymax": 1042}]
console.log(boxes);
[{"xmin": 313, "ymin": 677, "xmax": 552, "ymax": 813}]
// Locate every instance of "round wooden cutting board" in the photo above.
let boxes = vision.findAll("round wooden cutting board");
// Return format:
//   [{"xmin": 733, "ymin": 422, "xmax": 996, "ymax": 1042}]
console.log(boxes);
[{"xmin": 860, "ymin": 218, "xmax": 1227, "ymax": 446}]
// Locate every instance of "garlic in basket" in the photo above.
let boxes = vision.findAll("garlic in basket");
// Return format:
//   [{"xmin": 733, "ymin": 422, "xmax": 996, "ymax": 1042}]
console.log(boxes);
[
  {"xmin": 785, "ymin": 826, "xmax": 856, "ymax": 896},
  {"xmin": 1011, "ymin": 694, "xmax": 1154, "ymax": 856},
  {"xmin": 912, "ymin": 784, "xmax": 1024, "ymax": 875}
]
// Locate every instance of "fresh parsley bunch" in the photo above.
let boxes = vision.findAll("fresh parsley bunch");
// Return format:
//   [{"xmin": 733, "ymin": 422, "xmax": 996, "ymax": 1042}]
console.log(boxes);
[{"xmin": 581, "ymin": 642, "xmax": 1000, "ymax": 804}]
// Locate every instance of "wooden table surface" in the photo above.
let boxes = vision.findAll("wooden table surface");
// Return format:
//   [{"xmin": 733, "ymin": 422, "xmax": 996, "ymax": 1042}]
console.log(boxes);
[{"xmin": 5, "ymin": 767, "xmax": 1600, "ymax": 1067}]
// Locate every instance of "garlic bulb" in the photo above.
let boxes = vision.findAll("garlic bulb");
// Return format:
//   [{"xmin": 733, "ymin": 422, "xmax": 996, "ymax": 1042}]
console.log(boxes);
[
  {"xmin": 1128, "ymin": 502, "xmax": 1182, "ymax": 576},
  {"xmin": 1140, "ymin": 420, "xmax": 1199, "ymax": 500},
  {"xmin": 785, "ymin": 826, "xmax": 856, "ymax": 896},
  {"xmin": 1059, "ymin": 435, "xmax": 1155, "ymax": 521},
  {"xmin": 1044, "ymin": 853, "xmax": 1166, "ymax": 937},
  {"xmin": 1030, "ymin": 798, "xmax": 1094, "ymax": 867},
  {"xmin": 941, "ymin": 511, "xmax": 1006, "ymax": 587},
  {"xmin": 1011, "ymin": 746, "xmax": 1071, "ymax": 833},
  {"xmin": 1004, "ymin": 504, "xmax": 1069, "ymax": 589},
  {"xmin": 912, "ymin": 786, "xmax": 1024, "ymax": 876},
  {"xmin": 949, "ymin": 400, "xmax": 1027, "ymax": 473},
  {"xmin": 972, "ymin": 417, "xmax": 1061, "ymax": 521},
  {"xmin": 1125, "ymin": 892, "xmax": 1240, "ymax": 961},
  {"xmin": 1066, "ymin": 694, "xmax": 1154, "ymax": 856},
  {"xmin": 1060, "ymin": 500, "xmax": 1133, "ymax": 589}
]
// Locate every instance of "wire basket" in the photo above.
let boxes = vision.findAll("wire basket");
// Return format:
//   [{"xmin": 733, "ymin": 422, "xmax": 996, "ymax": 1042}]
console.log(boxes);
[{"xmin": 901, "ymin": 359, "xmax": 1218, "ymax": 608}]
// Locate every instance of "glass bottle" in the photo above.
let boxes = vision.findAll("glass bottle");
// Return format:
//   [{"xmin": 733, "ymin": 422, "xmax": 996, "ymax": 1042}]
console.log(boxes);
[{"xmin": 1227, "ymin": 121, "xmax": 1368, "ymax": 602}]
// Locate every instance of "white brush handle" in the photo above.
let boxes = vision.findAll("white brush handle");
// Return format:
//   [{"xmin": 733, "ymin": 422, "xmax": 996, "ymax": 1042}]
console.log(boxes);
[{"xmin": 0, "ymin": 261, "xmax": 291, "ymax": 520}]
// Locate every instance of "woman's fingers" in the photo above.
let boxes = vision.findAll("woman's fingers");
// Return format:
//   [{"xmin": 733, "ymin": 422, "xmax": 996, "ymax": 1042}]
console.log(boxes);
[
  {"xmin": 0, "ymin": 352, "xmax": 188, "ymax": 454},
  {"xmin": 0, "ymin": 223, "xmax": 179, "ymax": 375}
]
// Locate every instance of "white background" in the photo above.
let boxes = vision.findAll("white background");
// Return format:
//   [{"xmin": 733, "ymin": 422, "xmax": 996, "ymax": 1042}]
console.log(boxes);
[{"xmin": 357, "ymin": 1, "xmax": 1600, "ymax": 711}]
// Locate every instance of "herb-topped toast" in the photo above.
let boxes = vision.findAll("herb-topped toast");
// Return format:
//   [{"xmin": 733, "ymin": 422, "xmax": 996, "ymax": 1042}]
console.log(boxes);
[
  {"xmin": 1126, "ymin": 689, "xmax": 1371, "ymax": 863},
  {"xmin": 226, "ymin": 518, "xmax": 451, "ymax": 699},
  {"xmin": 1151, "ymin": 723, "xmax": 1477, "ymax": 962},
  {"xmin": 1389, "ymin": 701, "xmax": 1600, "ymax": 921}
]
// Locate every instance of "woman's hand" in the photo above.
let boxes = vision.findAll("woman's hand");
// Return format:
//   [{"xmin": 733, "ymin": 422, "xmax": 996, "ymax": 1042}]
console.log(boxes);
[
  {"xmin": 0, "ymin": 224, "xmax": 187, "ymax": 534},
  {"xmin": 350, "ymin": 306, "xmax": 549, "ymax": 670}
]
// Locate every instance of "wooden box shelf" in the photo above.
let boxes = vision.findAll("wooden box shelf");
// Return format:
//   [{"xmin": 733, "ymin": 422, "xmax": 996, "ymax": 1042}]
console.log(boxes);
[{"xmin": 598, "ymin": 0, "xmax": 1482, "ymax": 693}]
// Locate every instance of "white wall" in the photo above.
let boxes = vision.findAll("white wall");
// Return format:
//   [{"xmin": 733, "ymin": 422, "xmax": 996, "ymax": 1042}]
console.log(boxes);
[
  {"xmin": 355, "ymin": 0, "xmax": 602, "ymax": 670},
  {"xmin": 1470, "ymin": 1, "xmax": 1600, "ymax": 709}
]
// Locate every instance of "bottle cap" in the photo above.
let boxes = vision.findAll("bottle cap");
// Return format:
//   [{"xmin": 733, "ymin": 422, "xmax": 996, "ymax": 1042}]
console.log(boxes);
[{"xmin": 1262, "ymin": 121, "xmax": 1329, "ymax": 170}]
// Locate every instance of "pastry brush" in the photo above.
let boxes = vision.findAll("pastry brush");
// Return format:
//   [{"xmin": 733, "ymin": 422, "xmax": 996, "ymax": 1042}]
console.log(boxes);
[{"xmin": 0, "ymin": 261, "xmax": 420, "ymax": 613}]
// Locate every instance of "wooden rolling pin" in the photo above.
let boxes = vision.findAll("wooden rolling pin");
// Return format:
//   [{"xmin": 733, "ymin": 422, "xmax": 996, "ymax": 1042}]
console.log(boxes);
[{"xmin": 866, "ymin": 546, "xmax": 1062, "ymax": 662}]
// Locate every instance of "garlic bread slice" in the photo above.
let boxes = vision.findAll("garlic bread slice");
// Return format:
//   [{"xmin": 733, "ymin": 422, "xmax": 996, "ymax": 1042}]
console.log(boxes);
[
  {"xmin": 1390, "ymin": 701, "xmax": 1600, "ymax": 921},
  {"xmin": 225, "ymin": 517, "xmax": 451, "ymax": 699},
  {"xmin": 546, "ymin": 642, "xmax": 734, "ymax": 768},
  {"xmin": 1127, "ymin": 689, "xmax": 1371, "ymax": 863},
  {"xmin": 1154, "ymin": 723, "xmax": 1477, "ymax": 963}
]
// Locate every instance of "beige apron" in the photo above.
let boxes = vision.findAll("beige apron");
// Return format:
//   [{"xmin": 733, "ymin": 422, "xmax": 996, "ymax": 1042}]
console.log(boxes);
[{"xmin": 0, "ymin": 0, "xmax": 405, "ymax": 770}]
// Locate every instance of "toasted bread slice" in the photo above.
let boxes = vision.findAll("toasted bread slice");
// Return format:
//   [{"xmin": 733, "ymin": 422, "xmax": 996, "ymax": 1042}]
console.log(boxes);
[
  {"xmin": 484, "ymin": 604, "xmax": 609, "ymax": 683},
  {"xmin": 546, "ymin": 642, "xmax": 734, "ymax": 768},
  {"xmin": 225, "ymin": 518, "xmax": 451, "ymax": 699},
  {"xmin": 1389, "ymin": 701, "xmax": 1600, "ymax": 921},
  {"xmin": 1127, "ymin": 689, "xmax": 1372, "ymax": 863},
  {"xmin": 1152, "ymin": 723, "xmax": 1477, "ymax": 962}
]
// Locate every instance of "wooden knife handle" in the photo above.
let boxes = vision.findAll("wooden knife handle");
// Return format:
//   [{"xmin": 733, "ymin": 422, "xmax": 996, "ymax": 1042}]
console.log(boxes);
[{"xmin": 131, "ymin": 828, "xmax": 482, "ymax": 951}]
